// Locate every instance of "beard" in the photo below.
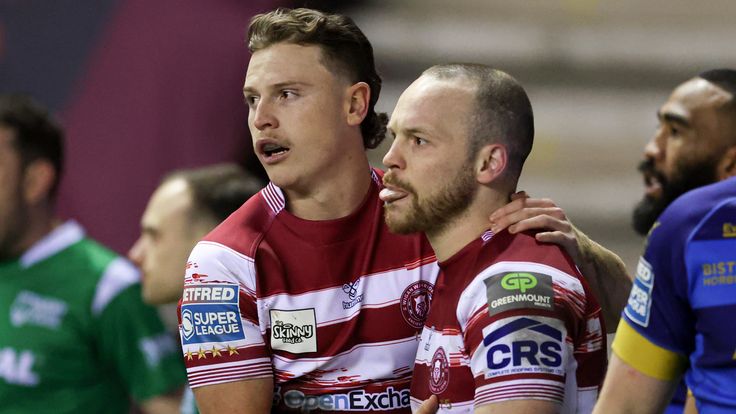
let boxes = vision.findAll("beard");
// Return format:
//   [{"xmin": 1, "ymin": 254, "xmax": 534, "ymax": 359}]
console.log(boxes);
[
  {"xmin": 632, "ymin": 155, "xmax": 719, "ymax": 236},
  {"xmin": 0, "ymin": 192, "xmax": 29, "ymax": 261},
  {"xmin": 383, "ymin": 163, "xmax": 478, "ymax": 236}
]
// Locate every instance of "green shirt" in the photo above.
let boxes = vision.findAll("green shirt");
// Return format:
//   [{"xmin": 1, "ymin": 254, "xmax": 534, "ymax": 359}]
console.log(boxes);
[{"xmin": 0, "ymin": 221, "xmax": 186, "ymax": 413}]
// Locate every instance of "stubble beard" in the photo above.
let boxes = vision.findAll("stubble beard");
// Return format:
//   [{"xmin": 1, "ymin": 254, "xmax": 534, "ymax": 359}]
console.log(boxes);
[{"xmin": 383, "ymin": 164, "xmax": 478, "ymax": 236}]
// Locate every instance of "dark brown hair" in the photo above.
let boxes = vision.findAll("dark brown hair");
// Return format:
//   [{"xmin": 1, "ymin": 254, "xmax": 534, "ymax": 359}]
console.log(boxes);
[{"xmin": 248, "ymin": 8, "xmax": 387, "ymax": 149}]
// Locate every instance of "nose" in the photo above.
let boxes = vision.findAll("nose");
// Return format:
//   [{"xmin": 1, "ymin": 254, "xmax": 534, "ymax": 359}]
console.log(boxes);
[
  {"xmin": 382, "ymin": 138, "xmax": 405, "ymax": 171},
  {"xmin": 252, "ymin": 100, "xmax": 278, "ymax": 131},
  {"xmin": 128, "ymin": 238, "xmax": 144, "ymax": 267},
  {"xmin": 643, "ymin": 129, "xmax": 663, "ymax": 161}
]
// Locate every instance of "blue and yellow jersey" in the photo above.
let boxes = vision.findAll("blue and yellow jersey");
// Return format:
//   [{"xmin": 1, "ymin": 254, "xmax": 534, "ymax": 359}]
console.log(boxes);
[{"xmin": 614, "ymin": 176, "xmax": 736, "ymax": 413}]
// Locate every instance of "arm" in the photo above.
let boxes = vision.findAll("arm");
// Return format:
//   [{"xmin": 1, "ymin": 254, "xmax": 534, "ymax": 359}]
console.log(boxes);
[
  {"xmin": 194, "ymin": 377, "xmax": 273, "ymax": 414},
  {"xmin": 489, "ymin": 193, "xmax": 632, "ymax": 331},
  {"xmin": 592, "ymin": 354, "xmax": 679, "ymax": 414},
  {"xmin": 476, "ymin": 400, "xmax": 559, "ymax": 414},
  {"xmin": 139, "ymin": 390, "xmax": 185, "ymax": 414}
]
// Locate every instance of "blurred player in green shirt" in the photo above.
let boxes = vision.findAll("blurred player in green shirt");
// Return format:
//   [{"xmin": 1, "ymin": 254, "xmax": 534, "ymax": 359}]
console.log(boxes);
[{"xmin": 0, "ymin": 95, "xmax": 186, "ymax": 413}]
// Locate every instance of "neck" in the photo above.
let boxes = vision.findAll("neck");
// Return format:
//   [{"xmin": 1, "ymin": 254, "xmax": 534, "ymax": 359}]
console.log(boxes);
[
  {"xmin": 12, "ymin": 208, "xmax": 57, "ymax": 259},
  {"xmin": 285, "ymin": 150, "xmax": 373, "ymax": 221},
  {"xmin": 427, "ymin": 188, "xmax": 508, "ymax": 262}
]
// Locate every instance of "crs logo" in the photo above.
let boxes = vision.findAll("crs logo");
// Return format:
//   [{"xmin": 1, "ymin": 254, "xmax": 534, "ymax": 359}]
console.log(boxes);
[
  {"xmin": 483, "ymin": 317, "xmax": 564, "ymax": 376},
  {"xmin": 500, "ymin": 273, "xmax": 537, "ymax": 293}
]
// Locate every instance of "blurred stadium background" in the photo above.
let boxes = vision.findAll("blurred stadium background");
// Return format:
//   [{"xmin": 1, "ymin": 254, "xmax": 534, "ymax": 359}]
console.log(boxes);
[{"xmin": 2, "ymin": 0, "xmax": 735, "ymax": 273}]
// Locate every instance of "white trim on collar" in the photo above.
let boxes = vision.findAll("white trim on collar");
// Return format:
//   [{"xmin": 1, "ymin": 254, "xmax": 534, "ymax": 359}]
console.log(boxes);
[{"xmin": 20, "ymin": 220, "xmax": 85, "ymax": 268}]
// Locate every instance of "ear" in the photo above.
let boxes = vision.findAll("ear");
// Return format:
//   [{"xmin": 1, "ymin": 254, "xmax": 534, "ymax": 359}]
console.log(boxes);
[
  {"xmin": 345, "ymin": 82, "xmax": 370, "ymax": 127},
  {"xmin": 475, "ymin": 143, "xmax": 507, "ymax": 184},
  {"xmin": 718, "ymin": 145, "xmax": 736, "ymax": 179},
  {"xmin": 22, "ymin": 160, "xmax": 56, "ymax": 205}
]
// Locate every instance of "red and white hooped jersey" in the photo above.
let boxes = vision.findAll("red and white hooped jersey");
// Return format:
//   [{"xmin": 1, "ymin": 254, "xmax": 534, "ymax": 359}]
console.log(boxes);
[
  {"xmin": 411, "ymin": 230, "xmax": 606, "ymax": 413},
  {"xmin": 179, "ymin": 169, "xmax": 439, "ymax": 412}
]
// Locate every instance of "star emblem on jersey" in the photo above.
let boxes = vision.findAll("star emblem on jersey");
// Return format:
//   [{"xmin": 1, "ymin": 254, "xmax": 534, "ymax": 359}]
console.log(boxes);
[
  {"xmin": 211, "ymin": 347, "xmax": 222, "ymax": 357},
  {"xmin": 227, "ymin": 345, "xmax": 239, "ymax": 356},
  {"xmin": 197, "ymin": 348, "xmax": 207, "ymax": 359}
]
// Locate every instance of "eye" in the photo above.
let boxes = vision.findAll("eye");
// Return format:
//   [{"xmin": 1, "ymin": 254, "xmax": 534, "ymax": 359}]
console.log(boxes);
[
  {"xmin": 279, "ymin": 90, "xmax": 297, "ymax": 100},
  {"xmin": 413, "ymin": 136, "xmax": 428, "ymax": 146},
  {"xmin": 244, "ymin": 94, "xmax": 259, "ymax": 108}
]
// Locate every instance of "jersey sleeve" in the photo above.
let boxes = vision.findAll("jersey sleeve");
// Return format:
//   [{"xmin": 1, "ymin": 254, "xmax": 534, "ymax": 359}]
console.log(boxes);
[
  {"xmin": 93, "ymin": 257, "xmax": 187, "ymax": 402},
  {"xmin": 461, "ymin": 261, "xmax": 605, "ymax": 408},
  {"xmin": 614, "ymin": 209, "xmax": 695, "ymax": 380},
  {"xmin": 179, "ymin": 240, "xmax": 272, "ymax": 389}
]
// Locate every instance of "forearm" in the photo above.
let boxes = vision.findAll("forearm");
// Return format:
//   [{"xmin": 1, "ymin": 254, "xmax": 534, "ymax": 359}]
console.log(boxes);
[{"xmin": 573, "ymin": 226, "xmax": 632, "ymax": 332}]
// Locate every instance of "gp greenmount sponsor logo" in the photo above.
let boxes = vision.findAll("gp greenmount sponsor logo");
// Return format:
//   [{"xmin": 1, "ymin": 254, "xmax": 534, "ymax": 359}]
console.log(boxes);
[
  {"xmin": 279, "ymin": 387, "xmax": 410, "ymax": 412},
  {"xmin": 485, "ymin": 271, "xmax": 554, "ymax": 316},
  {"xmin": 501, "ymin": 273, "xmax": 538, "ymax": 293}
]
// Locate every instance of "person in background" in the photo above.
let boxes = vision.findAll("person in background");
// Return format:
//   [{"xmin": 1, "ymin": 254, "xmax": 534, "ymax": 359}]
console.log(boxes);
[
  {"xmin": 491, "ymin": 69, "xmax": 736, "ymax": 413},
  {"xmin": 0, "ymin": 94, "xmax": 185, "ymax": 413},
  {"xmin": 129, "ymin": 163, "xmax": 263, "ymax": 414},
  {"xmin": 381, "ymin": 64, "xmax": 606, "ymax": 413}
]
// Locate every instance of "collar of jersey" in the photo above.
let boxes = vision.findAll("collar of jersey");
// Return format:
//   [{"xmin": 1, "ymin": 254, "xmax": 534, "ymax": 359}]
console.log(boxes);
[{"xmin": 20, "ymin": 220, "xmax": 85, "ymax": 268}]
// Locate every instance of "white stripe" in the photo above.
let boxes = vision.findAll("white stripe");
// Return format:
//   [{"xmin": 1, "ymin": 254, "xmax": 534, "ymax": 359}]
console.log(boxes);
[
  {"xmin": 272, "ymin": 336, "xmax": 418, "ymax": 382},
  {"xmin": 261, "ymin": 183, "xmax": 285, "ymax": 214},
  {"xmin": 187, "ymin": 359, "xmax": 272, "ymax": 388},
  {"xmin": 260, "ymin": 262, "xmax": 439, "ymax": 329},
  {"xmin": 186, "ymin": 241, "xmax": 257, "ymax": 293},
  {"xmin": 92, "ymin": 257, "xmax": 140, "ymax": 315}
]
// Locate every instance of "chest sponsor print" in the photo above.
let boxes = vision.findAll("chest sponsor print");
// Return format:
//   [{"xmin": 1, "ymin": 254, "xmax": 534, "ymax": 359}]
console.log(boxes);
[{"xmin": 270, "ymin": 308, "xmax": 317, "ymax": 354}]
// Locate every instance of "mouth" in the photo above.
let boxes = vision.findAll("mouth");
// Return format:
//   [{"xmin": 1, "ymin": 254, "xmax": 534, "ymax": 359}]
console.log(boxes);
[
  {"xmin": 379, "ymin": 184, "xmax": 409, "ymax": 205},
  {"xmin": 257, "ymin": 139, "xmax": 290, "ymax": 163},
  {"xmin": 638, "ymin": 159, "xmax": 666, "ymax": 199},
  {"xmin": 643, "ymin": 173, "xmax": 663, "ymax": 198}
]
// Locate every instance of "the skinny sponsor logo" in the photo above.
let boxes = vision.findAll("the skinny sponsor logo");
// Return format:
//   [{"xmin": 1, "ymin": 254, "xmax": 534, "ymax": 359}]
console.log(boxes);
[
  {"xmin": 280, "ymin": 387, "xmax": 410, "ymax": 412},
  {"xmin": 341, "ymin": 280, "xmax": 364, "ymax": 309},
  {"xmin": 272, "ymin": 320, "xmax": 314, "ymax": 344},
  {"xmin": 270, "ymin": 309, "xmax": 317, "ymax": 353}
]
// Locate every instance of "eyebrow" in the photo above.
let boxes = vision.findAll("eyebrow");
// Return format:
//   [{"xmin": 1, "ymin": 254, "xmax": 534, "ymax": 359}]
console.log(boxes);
[
  {"xmin": 658, "ymin": 110, "xmax": 691, "ymax": 128},
  {"xmin": 242, "ymin": 81, "xmax": 311, "ymax": 94}
]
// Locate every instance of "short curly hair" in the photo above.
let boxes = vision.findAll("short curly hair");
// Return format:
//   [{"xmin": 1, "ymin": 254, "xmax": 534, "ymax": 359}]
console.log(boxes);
[{"xmin": 248, "ymin": 8, "xmax": 387, "ymax": 149}]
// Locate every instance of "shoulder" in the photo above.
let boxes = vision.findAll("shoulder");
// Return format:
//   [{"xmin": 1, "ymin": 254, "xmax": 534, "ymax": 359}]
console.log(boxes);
[{"xmin": 203, "ymin": 187, "xmax": 276, "ymax": 258}]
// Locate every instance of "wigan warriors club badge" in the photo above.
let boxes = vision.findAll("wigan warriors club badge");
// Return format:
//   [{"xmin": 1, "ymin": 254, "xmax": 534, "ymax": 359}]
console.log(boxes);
[{"xmin": 400, "ymin": 281, "xmax": 434, "ymax": 329}]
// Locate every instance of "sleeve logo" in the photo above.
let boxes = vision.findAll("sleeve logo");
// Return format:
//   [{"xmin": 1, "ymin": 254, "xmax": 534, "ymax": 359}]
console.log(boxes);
[
  {"xmin": 624, "ymin": 257, "xmax": 654, "ymax": 327},
  {"xmin": 180, "ymin": 284, "xmax": 245, "ymax": 345},
  {"xmin": 482, "ymin": 316, "xmax": 565, "ymax": 378},
  {"xmin": 485, "ymin": 272, "xmax": 554, "ymax": 317}
]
